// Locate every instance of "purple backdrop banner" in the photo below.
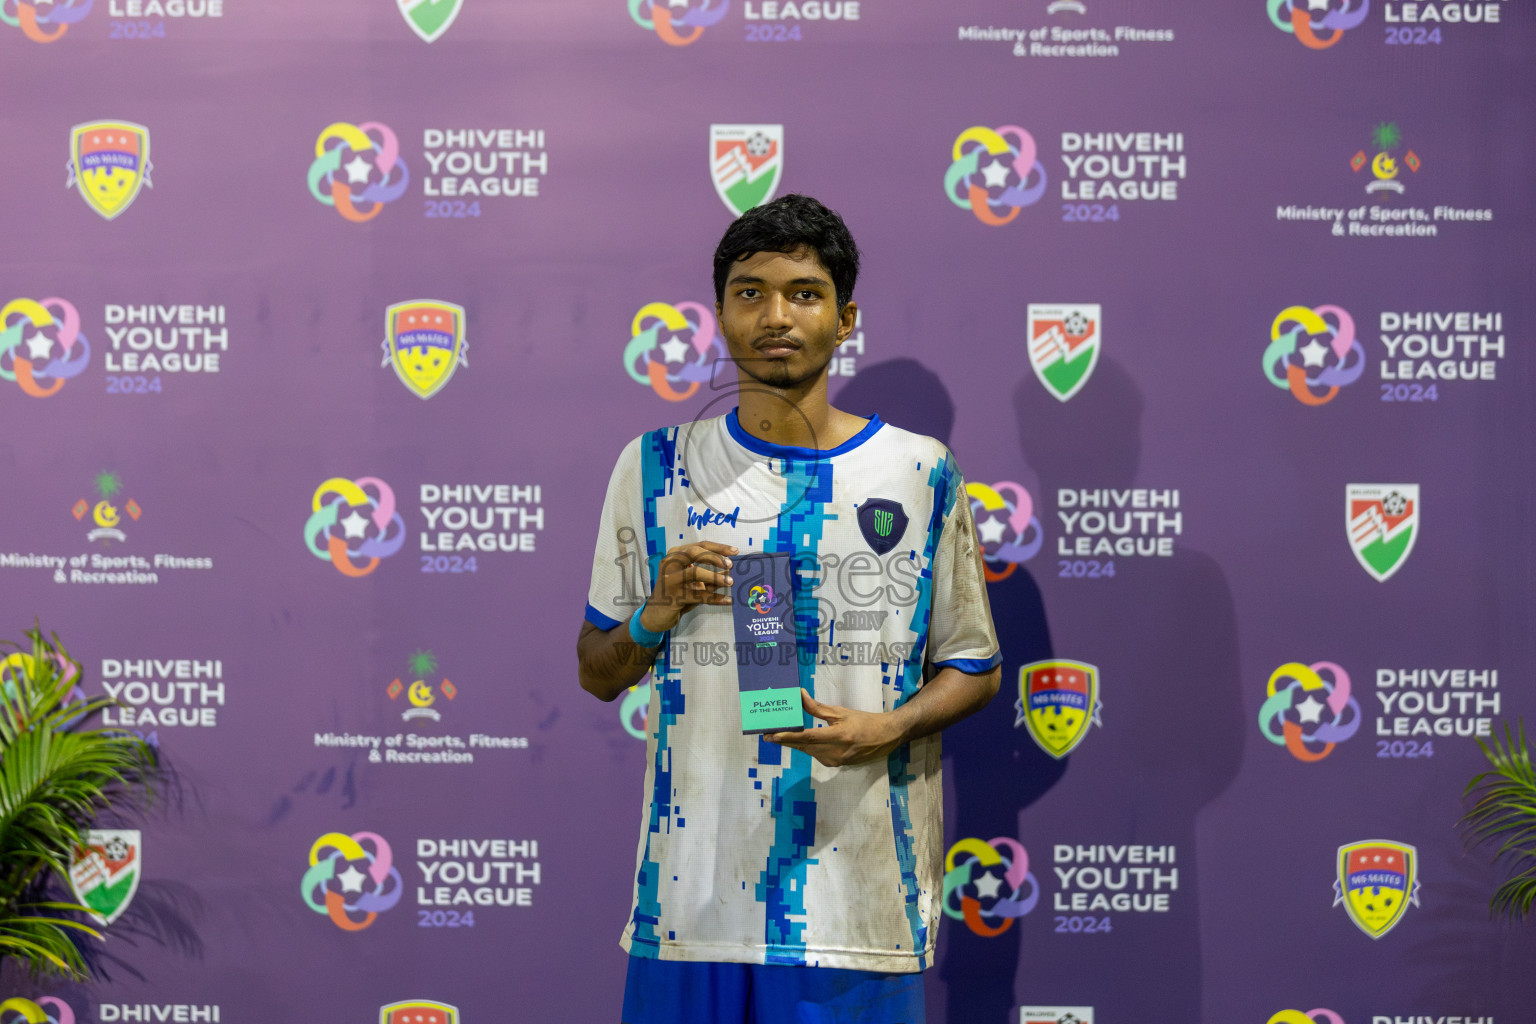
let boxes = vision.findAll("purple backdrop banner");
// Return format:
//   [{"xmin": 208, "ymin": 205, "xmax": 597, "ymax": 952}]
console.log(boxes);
[{"xmin": 2, "ymin": 0, "xmax": 1533, "ymax": 1021}]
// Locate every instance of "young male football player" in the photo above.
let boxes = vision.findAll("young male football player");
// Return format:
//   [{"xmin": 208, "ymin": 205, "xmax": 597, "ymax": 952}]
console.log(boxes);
[{"xmin": 578, "ymin": 194, "xmax": 1001, "ymax": 1024}]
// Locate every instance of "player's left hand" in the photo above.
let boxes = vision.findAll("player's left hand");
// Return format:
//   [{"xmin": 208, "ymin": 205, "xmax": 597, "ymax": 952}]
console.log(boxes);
[{"xmin": 765, "ymin": 690, "xmax": 906, "ymax": 768}]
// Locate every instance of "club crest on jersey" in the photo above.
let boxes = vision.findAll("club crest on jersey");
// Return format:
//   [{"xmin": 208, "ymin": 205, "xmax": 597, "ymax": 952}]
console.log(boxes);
[
  {"xmin": 383, "ymin": 300, "xmax": 466, "ymax": 399},
  {"xmin": 710, "ymin": 124, "xmax": 782, "ymax": 217},
  {"xmin": 1027, "ymin": 304, "xmax": 1100, "ymax": 402},
  {"xmin": 397, "ymin": 0, "xmax": 463, "ymax": 42},
  {"xmin": 1333, "ymin": 840, "xmax": 1419, "ymax": 939},
  {"xmin": 381, "ymin": 1001, "xmax": 458, "ymax": 1024},
  {"xmin": 68, "ymin": 829, "xmax": 141, "ymax": 925},
  {"xmin": 1346, "ymin": 484, "xmax": 1418, "ymax": 582},
  {"xmin": 1015, "ymin": 660, "xmax": 1101, "ymax": 759},
  {"xmin": 68, "ymin": 121, "xmax": 152, "ymax": 221},
  {"xmin": 857, "ymin": 499, "xmax": 908, "ymax": 555}
]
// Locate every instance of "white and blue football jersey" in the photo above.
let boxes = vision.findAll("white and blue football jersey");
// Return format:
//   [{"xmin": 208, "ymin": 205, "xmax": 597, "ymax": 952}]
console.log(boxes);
[{"xmin": 585, "ymin": 409, "xmax": 1000, "ymax": 973}]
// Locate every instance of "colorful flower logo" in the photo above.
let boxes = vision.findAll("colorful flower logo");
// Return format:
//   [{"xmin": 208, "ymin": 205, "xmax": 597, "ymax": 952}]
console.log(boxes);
[
  {"xmin": 748, "ymin": 584, "xmax": 775, "ymax": 614},
  {"xmin": 1, "ymin": 0, "xmax": 90, "ymax": 41},
  {"xmin": 629, "ymin": 0, "xmax": 728, "ymax": 46},
  {"xmin": 1267, "ymin": 0, "xmax": 1368, "ymax": 48},
  {"xmin": 945, "ymin": 126, "xmax": 1047, "ymax": 226},
  {"xmin": 301, "ymin": 831, "xmax": 403, "ymax": 931},
  {"xmin": 305, "ymin": 477, "xmax": 408, "ymax": 577},
  {"xmin": 1264, "ymin": 305, "xmax": 1364, "ymax": 405},
  {"xmin": 1258, "ymin": 661, "xmax": 1361, "ymax": 761},
  {"xmin": 0, "ymin": 298, "xmax": 90, "ymax": 397},
  {"xmin": 1268, "ymin": 1012, "xmax": 1345, "ymax": 1024},
  {"xmin": 308, "ymin": 122, "xmax": 410, "ymax": 222},
  {"xmin": 942, "ymin": 836, "xmax": 1039, "ymax": 936},
  {"xmin": 0, "ymin": 998, "xmax": 75, "ymax": 1024},
  {"xmin": 624, "ymin": 301, "xmax": 724, "ymax": 402},
  {"xmin": 968, "ymin": 482, "xmax": 1043, "ymax": 581}
]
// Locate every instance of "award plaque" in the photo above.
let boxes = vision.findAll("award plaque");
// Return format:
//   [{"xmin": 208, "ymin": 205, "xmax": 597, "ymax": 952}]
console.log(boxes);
[{"xmin": 731, "ymin": 551, "xmax": 805, "ymax": 734}]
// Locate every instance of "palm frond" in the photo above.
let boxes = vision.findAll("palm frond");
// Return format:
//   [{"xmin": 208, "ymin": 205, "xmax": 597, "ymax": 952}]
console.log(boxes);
[
  {"xmin": 0, "ymin": 624, "xmax": 158, "ymax": 981},
  {"xmin": 1461, "ymin": 720, "xmax": 1536, "ymax": 919}
]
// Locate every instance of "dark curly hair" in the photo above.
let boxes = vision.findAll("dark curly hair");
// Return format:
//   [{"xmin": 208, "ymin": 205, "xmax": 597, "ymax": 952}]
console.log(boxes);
[{"xmin": 712, "ymin": 194, "xmax": 860, "ymax": 311}]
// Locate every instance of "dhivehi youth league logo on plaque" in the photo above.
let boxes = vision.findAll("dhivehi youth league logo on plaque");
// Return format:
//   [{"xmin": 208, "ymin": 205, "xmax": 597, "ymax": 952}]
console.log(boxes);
[
  {"xmin": 67, "ymin": 121, "xmax": 152, "ymax": 220},
  {"xmin": 1334, "ymin": 840, "xmax": 1419, "ymax": 939},
  {"xmin": 710, "ymin": 124, "xmax": 782, "ymax": 217},
  {"xmin": 1346, "ymin": 484, "xmax": 1418, "ymax": 582},
  {"xmin": 383, "ymin": 300, "xmax": 466, "ymax": 399},
  {"xmin": 1015, "ymin": 660, "xmax": 1101, "ymax": 758},
  {"xmin": 68, "ymin": 829, "xmax": 141, "ymax": 925},
  {"xmin": 1027, "ymin": 304, "xmax": 1100, "ymax": 402},
  {"xmin": 397, "ymin": 0, "xmax": 463, "ymax": 42}
]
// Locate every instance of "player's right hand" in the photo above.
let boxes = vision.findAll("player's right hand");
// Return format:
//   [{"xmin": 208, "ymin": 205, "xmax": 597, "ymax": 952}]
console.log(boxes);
[{"xmin": 638, "ymin": 541, "xmax": 737, "ymax": 634}]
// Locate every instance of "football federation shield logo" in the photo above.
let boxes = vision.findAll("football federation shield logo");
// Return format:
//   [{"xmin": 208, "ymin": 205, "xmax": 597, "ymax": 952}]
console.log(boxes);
[
  {"xmin": 710, "ymin": 125, "xmax": 783, "ymax": 217},
  {"xmin": 1027, "ymin": 304, "xmax": 1100, "ymax": 402},
  {"xmin": 1346, "ymin": 484, "xmax": 1418, "ymax": 582},
  {"xmin": 383, "ymin": 300, "xmax": 466, "ymax": 399},
  {"xmin": 1015, "ymin": 660, "xmax": 1101, "ymax": 759},
  {"xmin": 857, "ymin": 499, "xmax": 908, "ymax": 556},
  {"xmin": 381, "ymin": 1001, "xmax": 458, "ymax": 1024},
  {"xmin": 397, "ymin": 0, "xmax": 463, "ymax": 42},
  {"xmin": 1334, "ymin": 840, "xmax": 1419, "ymax": 939},
  {"xmin": 68, "ymin": 121, "xmax": 151, "ymax": 220},
  {"xmin": 68, "ymin": 829, "xmax": 140, "ymax": 925},
  {"xmin": 1021, "ymin": 1009, "xmax": 1094, "ymax": 1024}
]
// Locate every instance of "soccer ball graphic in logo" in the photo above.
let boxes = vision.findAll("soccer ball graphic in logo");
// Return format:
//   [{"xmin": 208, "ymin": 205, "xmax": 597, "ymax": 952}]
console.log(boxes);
[
  {"xmin": 102, "ymin": 835, "xmax": 130, "ymax": 861},
  {"xmin": 1015, "ymin": 660, "xmax": 1102, "ymax": 759},
  {"xmin": 1381, "ymin": 491, "xmax": 1408, "ymax": 516},
  {"xmin": 745, "ymin": 132, "xmax": 772, "ymax": 157},
  {"xmin": 748, "ymin": 584, "xmax": 775, "ymax": 614}
]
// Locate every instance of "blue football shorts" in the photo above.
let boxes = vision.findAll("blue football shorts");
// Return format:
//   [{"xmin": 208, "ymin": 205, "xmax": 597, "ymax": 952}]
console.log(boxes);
[{"xmin": 621, "ymin": 955, "xmax": 926, "ymax": 1024}]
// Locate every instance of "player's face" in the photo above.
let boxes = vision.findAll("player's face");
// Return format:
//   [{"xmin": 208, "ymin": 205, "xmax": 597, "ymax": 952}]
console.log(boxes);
[{"xmin": 717, "ymin": 247, "xmax": 857, "ymax": 390}]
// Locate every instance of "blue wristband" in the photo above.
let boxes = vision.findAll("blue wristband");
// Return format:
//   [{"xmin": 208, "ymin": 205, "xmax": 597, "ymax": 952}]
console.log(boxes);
[{"xmin": 629, "ymin": 607, "xmax": 667, "ymax": 648}]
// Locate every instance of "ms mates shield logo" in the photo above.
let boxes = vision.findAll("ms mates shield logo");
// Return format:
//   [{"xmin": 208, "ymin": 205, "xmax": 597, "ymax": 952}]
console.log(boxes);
[
  {"xmin": 1333, "ymin": 840, "xmax": 1419, "ymax": 938},
  {"xmin": 68, "ymin": 121, "xmax": 152, "ymax": 220},
  {"xmin": 383, "ymin": 300, "xmax": 467, "ymax": 399},
  {"xmin": 381, "ymin": 1002, "xmax": 458, "ymax": 1024},
  {"xmin": 1016, "ymin": 660, "xmax": 1101, "ymax": 758}
]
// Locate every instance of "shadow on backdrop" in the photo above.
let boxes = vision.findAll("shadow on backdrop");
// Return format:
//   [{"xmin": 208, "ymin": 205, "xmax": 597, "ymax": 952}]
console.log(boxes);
[
  {"xmin": 837, "ymin": 359, "xmax": 1062, "ymax": 1024},
  {"xmin": 977, "ymin": 356, "xmax": 1241, "ymax": 1021}
]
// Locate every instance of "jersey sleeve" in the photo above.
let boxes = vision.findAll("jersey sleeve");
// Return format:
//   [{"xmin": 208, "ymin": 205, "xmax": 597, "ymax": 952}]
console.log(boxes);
[
  {"xmin": 585, "ymin": 436, "xmax": 649, "ymax": 631},
  {"xmin": 927, "ymin": 463, "xmax": 1002, "ymax": 673}
]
